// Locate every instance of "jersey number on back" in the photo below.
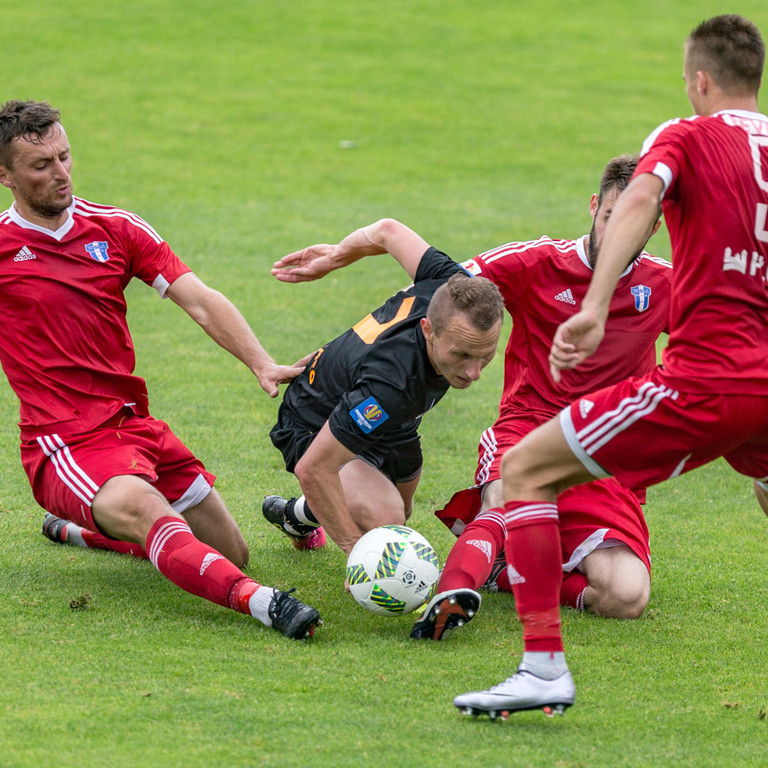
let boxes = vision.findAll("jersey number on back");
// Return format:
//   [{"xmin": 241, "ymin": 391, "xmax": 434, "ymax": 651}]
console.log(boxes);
[{"xmin": 751, "ymin": 134, "xmax": 768, "ymax": 243}]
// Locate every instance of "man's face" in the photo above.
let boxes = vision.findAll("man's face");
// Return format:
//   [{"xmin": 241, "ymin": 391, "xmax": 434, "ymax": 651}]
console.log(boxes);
[
  {"xmin": 0, "ymin": 123, "xmax": 73, "ymax": 225},
  {"xmin": 586, "ymin": 186, "xmax": 621, "ymax": 269},
  {"xmin": 422, "ymin": 312, "xmax": 501, "ymax": 389}
]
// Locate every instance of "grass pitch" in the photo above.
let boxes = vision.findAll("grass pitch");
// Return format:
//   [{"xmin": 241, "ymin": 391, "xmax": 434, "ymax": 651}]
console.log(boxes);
[{"xmin": 2, "ymin": 1, "xmax": 768, "ymax": 766}]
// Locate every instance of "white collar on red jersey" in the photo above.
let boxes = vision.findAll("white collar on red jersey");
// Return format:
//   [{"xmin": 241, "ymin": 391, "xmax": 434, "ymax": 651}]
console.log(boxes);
[
  {"xmin": 8, "ymin": 198, "xmax": 76, "ymax": 242},
  {"xmin": 712, "ymin": 108, "xmax": 768, "ymax": 120},
  {"xmin": 576, "ymin": 235, "xmax": 635, "ymax": 277}
]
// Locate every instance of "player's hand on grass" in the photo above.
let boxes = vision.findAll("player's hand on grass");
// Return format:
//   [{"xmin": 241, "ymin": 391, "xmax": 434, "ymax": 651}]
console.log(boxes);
[
  {"xmin": 549, "ymin": 309, "xmax": 605, "ymax": 383},
  {"xmin": 272, "ymin": 244, "xmax": 336, "ymax": 282}
]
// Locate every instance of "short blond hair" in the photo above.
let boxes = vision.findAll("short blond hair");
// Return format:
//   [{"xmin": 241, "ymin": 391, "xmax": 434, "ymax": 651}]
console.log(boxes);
[{"xmin": 427, "ymin": 274, "xmax": 504, "ymax": 335}]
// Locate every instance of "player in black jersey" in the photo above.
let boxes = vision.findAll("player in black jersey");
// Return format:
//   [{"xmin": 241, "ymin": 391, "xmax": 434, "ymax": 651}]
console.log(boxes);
[{"xmin": 263, "ymin": 219, "xmax": 504, "ymax": 556}]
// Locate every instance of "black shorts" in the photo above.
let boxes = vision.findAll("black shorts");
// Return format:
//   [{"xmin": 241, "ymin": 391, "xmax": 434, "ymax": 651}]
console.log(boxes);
[{"xmin": 270, "ymin": 408, "xmax": 423, "ymax": 485}]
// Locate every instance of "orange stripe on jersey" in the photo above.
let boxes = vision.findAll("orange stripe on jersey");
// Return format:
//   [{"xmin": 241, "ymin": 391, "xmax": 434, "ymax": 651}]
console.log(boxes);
[{"xmin": 352, "ymin": 296, "xmax": 415, "ymax": 344}]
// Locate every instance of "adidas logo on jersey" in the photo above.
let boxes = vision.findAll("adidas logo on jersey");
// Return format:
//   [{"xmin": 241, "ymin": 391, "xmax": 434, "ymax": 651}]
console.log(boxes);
[
  {"xmin": 579, "ymin": 399, "xmax": 594, "ymax": 419},
  {"xmin": 13, "ymin": 246, "xmax": 37, "ymax": 262},
  {"xmin": 554, "ymin": 288, "xmax": 576, "ymax": 304}
]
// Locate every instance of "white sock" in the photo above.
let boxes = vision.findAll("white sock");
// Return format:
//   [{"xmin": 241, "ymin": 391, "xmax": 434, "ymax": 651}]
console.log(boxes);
[
  {"xmin": 292, "ymin": 496, "xmax": 318, "ymax": 527},
  {"xmin": 519, "ymin": 651, "xmax": 568, "ymax": 680},
  {"xmin": 248, "ymin": 586, "xmax": 277, "ymax": 626},
  {"xmin": 64, "ymin": 522, "xmax": 88, "ymax": 548}
]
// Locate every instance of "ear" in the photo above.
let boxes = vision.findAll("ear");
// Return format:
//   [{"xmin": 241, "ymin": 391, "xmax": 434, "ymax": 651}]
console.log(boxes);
[
  {"xmin": 0, "ymin": 165, "xmax": 12, "ymax": 190},
  {"xmin": 420, "ymin": 316, "xmax": 433, "ymax": 344},
  {"xmin": 651, "ymin": 219, "xmax": 662, "ymax": 237},
  {"xmin": 589, "ymin": 192, "xmax": 599, "ymax": 218},
  {"xmin": 695, "ymin": 69, "xmax": 710, "ymax": 96}
]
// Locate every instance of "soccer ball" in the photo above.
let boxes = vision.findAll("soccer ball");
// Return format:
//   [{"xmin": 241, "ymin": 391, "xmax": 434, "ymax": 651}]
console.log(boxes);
[{"xmin": 346, "ymin": 524, "xmax": 440, "ymax": 615}]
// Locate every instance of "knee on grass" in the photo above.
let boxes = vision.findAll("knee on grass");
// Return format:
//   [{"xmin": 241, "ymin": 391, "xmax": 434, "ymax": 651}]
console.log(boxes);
[{"xmin": 587, "ymin": 577, "xmax": 650, "ymax": 619}]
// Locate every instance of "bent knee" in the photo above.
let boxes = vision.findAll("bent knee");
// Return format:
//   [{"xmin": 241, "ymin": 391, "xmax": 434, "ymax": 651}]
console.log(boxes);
[
  {"xmin": 499, "ymin": 445, "xmax": 527, "ymax": 478},
  {"xmin": 610, "ymin": 594, "xmax": 649, "ymax": 620},
  {"xmin": 228, "ymin": 538, "xmax": 250, "ymax": 569},
  {"xmin": 590, "ymin": 579, "xmax": 650, "ymax": 619},
  {"xmin": 92, "ymin": 475, "xmax": 172, "ymax": 542},
  {"xmin": 499, "ymin": 443, "xmax": 560, "ymax": 499}
]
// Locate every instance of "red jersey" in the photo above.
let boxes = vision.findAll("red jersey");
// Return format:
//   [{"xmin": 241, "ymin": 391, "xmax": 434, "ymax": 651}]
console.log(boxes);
[
  {"xmin": 462, "ymin": 236, "xmax": 672, "ymax": 415},
  {"xmin": 0, "ymin": 197, "xmax": 191, "ymax": 438},
  {"xmin": 636, "ymin": 109, "xmax": 768, "ymax": 394}
]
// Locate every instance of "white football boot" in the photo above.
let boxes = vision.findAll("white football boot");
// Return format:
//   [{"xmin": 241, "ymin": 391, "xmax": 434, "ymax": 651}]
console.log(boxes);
[{"xmin": 454, "ymin": 668, "xmax": 575, "ymax": 720}]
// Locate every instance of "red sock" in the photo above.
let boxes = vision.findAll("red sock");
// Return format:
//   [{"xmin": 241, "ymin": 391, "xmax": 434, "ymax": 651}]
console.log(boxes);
[
  {"xmin": 81, "ymin": 529, "xmax": 148, "ymax": 559},
  {"xmin": 146, "ymin": 516, "xmax": 258, "ymax": 612},
  {"xmin": 438, "ymin": 508, "xmax": 506, "ymax": 592},
  {"xmin": 560, "ymin": 571, "xmax": 589, "ymax": 610},
  {"xmin": 493, "ymin": 564, "xmax": 513, "ymax": 593},
  {"xmin": 492, "ymin": 559, "xmax": 580, "ymax": 600},
  {"xmin": 504, "ymin": 501, "xmax": 563, "ymax": 653}
]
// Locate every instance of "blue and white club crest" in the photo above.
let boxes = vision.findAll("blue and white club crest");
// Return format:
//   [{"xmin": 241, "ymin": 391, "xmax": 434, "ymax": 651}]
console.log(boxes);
[
  {"xmin": 631, "ymin": 284, "xmax": 651, "ymax": 312},
  {"xmin": 85, "ymin": 241, "xmax": 110, "ymax": 263}
]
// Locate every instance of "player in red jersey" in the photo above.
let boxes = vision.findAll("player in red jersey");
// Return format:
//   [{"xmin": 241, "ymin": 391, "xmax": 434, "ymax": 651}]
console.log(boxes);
[
  {"xmin": 0, "ymin": 100, "xmax": 321, "ymax": 638},
  {"xmin": 410, "ymin": 155, "xmax": 670, "ymax": 642},
  {"xmin": 455, "ymin": 14, "xmax": 768, "ymax": 718}
]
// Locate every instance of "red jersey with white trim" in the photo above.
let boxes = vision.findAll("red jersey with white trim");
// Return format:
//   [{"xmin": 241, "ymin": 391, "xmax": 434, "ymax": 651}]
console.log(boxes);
[
  {"xmin": 462, "ymin": 236, "xmax": 672, "ymax": 415},
  {"xmin": 636, "ymin": 109, "xmax": 768, "ymax": 394},
  {"xmin": 0, "ymin": 197, "xmax": 191, "ymax": 438}
]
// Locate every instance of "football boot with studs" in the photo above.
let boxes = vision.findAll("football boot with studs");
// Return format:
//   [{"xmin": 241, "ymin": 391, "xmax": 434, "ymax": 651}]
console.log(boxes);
[
  {"xmin": 262, "ymin": 495, "xmax": 326, "ymax": 550},
  {"xmin": 268, "ymin": 588, "xmax": 322, "ymax": 639},
  {"xmin": 409, "ymin": 588, "xmax": 481, "ymax": 640},
  {"xmin": 454, "ymin": 668, "xmax": 575, "ymax": 720},
  {"xmin": 42, "ymin": 513, "xmax": 69, "ymax": 544}
]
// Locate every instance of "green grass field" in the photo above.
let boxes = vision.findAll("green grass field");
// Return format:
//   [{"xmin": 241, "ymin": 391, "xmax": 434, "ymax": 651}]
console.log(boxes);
[{"xmin": 3, "ymin": 1, "xmax": 768, "ymax": 766}]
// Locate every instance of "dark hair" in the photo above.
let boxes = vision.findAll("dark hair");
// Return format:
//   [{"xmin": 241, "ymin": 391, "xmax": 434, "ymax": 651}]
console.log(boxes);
[
  {"xmin": 686, "ymin": 14, "xmax": 764, "ymax": 94},
  {"xmin": 0, "ymin": 100, "xmax": 61, "ymax": 169},
  {"xmin": 427, "ymin": 273, "xmax": 504, "ymax": 335},
  {"xmin": 598, "ymin": 154, "xmax": 639, "ymax": 204}
]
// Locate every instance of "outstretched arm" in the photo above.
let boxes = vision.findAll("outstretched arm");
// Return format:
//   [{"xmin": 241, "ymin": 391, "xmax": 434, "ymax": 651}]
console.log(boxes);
[
  {"xmin": 549, "ymin": 172, "xmax": 664, "ymax": 382},
  {"xmin": 167, "ymin": 272, "xmax": 308, "ymax": 397},
  {"xmin": 272, "ymin": 218, "xmax": 430, "ymax": 283}
]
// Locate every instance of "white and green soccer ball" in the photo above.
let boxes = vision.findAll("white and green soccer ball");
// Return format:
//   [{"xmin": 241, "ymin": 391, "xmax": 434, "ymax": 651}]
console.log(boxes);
[{"xmin": 346, "ymin": 524, "xmax": 440, "ymax": 615}]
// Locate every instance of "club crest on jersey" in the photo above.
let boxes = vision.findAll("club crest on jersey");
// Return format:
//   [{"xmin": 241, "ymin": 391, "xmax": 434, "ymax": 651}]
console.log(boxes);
[
  {"xmin": 631, "ymin": 284, "xmax": 652, "ymax": 312},
  {"xmin": 350, "ymin": 396, "xmax": 389, "ymax": 434},
  {"xmin": 85, "ymin": 241, "xmax": 110, "ymax": 263}
]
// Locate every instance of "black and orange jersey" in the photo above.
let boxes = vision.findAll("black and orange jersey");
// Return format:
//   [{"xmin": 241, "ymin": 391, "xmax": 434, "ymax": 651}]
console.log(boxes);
[{"xmin": 272, "ymin": 247, "xmax": 469, "ymax": 460}]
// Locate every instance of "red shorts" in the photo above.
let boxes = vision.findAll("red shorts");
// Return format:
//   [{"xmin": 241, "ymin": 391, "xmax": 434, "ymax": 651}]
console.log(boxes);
[
  {"xmin": 561, "ymin": 371, "xmax": 768, "ymax": 491},
  {"xmin": 21, "ymin": 410, "xmax": 216, "ymax": 533},
  {"xmin": 475, "ymin": 409, "xmax": 548, "ymax": 487},
  {"xmin": 437, "ymin": 408, "xmax": 651, "ymax": 573}
]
